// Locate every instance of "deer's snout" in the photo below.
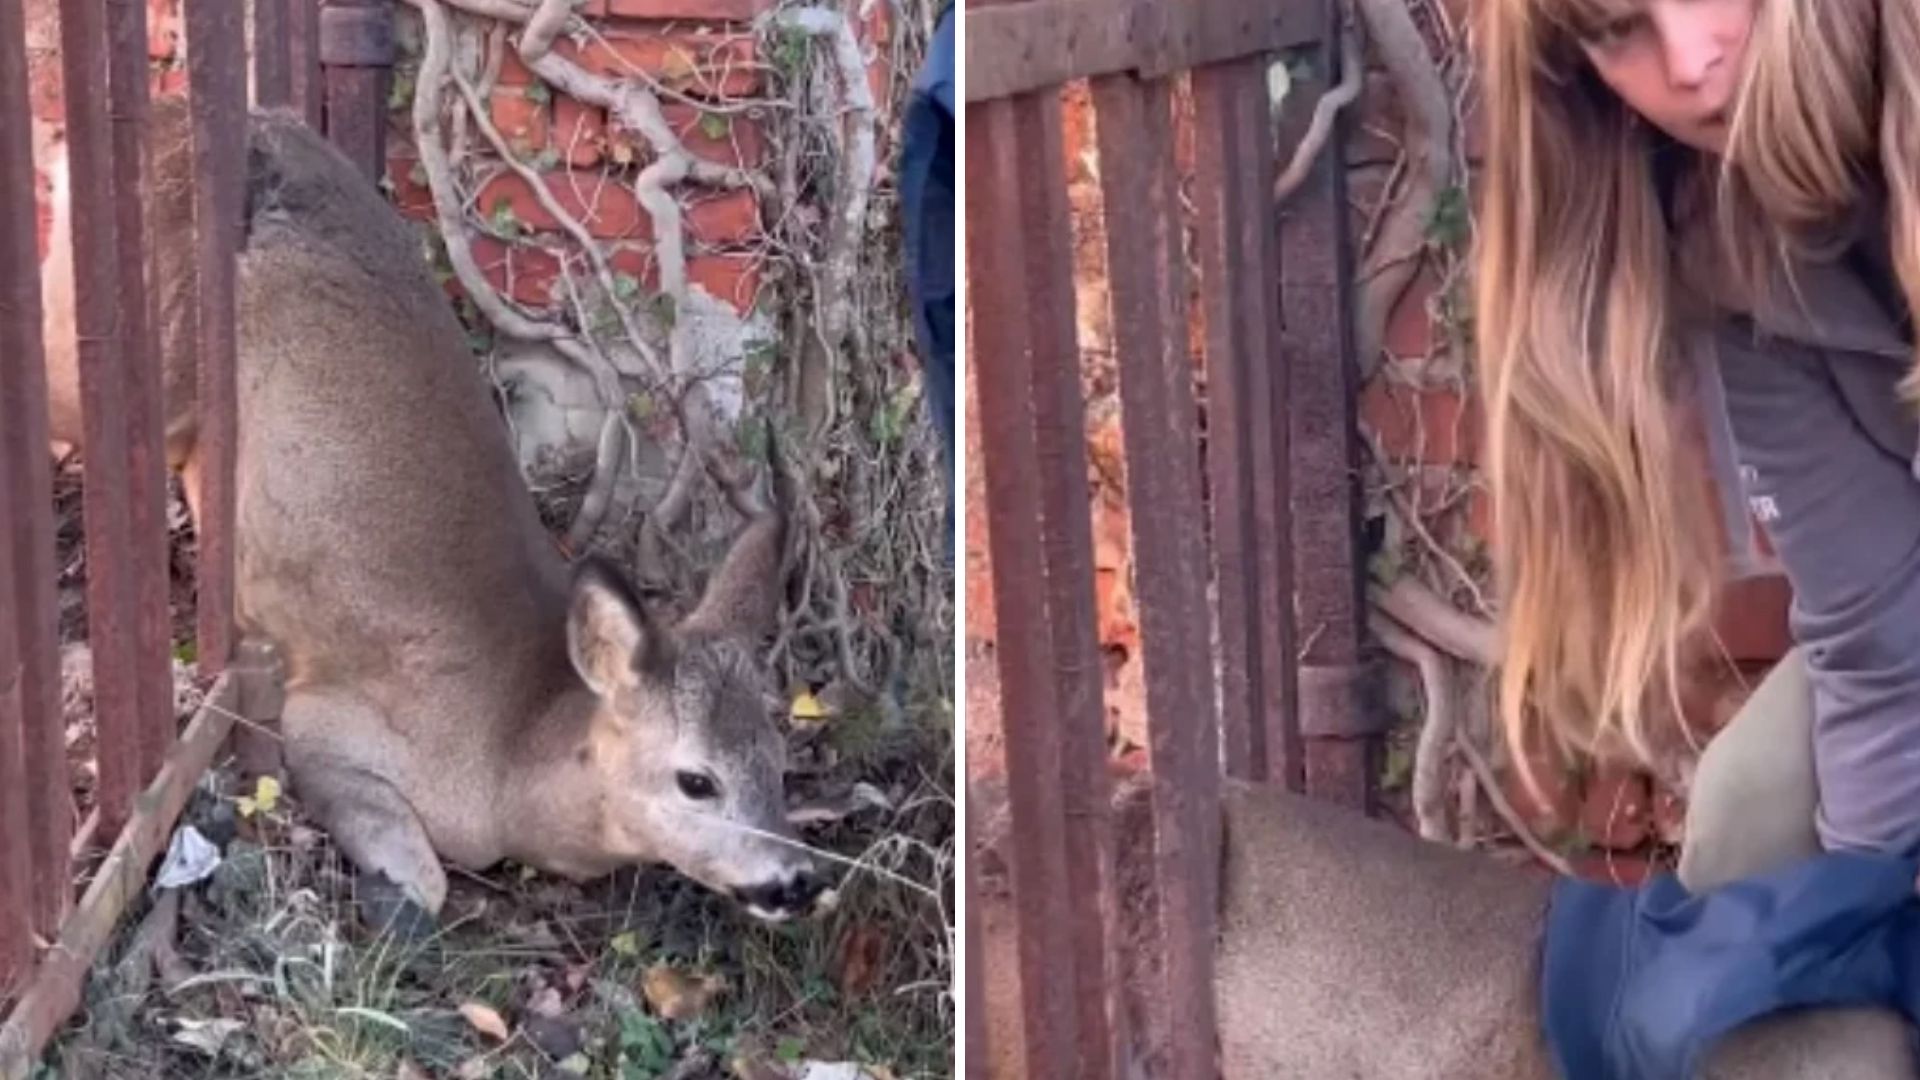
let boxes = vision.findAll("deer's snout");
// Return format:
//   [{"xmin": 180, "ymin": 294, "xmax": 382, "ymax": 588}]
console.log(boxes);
[{"xmin": 736, "ymin": 867, "xmax": 830, "ymax": 922}]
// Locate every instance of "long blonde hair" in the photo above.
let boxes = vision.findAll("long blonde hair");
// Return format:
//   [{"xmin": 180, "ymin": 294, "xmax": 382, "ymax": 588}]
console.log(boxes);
[{"xmin": 1476, "ymin": 0, "xmax": 1920, "ymax": 781}]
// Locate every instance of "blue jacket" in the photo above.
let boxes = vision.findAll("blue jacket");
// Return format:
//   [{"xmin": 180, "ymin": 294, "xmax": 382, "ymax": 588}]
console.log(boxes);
[
  {"xmin": 899, "ymin": 6, "xmax": 954, "ymax": 522},
  {"xmin": 1542, "ymin": 851, "xmax": 1920, "ymax": 1078}
]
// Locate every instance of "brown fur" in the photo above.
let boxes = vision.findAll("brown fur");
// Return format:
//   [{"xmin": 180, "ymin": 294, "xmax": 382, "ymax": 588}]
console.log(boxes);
[
  {"xmin": 973, "ymin": 775, "xmax": 1918, "ymax": 1077},
  {"xmin": 40, "ymin": 100, "xmax": 818, "ymax": 920}
]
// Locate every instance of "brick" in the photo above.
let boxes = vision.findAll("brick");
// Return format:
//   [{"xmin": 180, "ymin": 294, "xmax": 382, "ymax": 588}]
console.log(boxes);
[
  {"xmin": 687, "ymin": 253, "xmax": 762, "ymax": 313},
  {"xmin": 497, "ymin": 47, "xmax": 536, "ymax": 86},
  {"xmin": 1570, "ymin": 851, "xmax": 1654, "ymax": 887},
  {"xmin": 30, "ymin": 55, "xmax": 63, "ymax": 123},
  {"xmin": 1708, "ymin": 574, "xmax": 1791, "ymax": 662},
  {"xmin": 1580, "ymin": 768, "xmax": 1651, "ymax": 850},
  {"xmin": 1501, "ymin": 740, "xmax": 1579, "ymax": 843},
  {"xmin": 656, "ymin": 102, "xmax": 769, "ymax": 169},
  {"xmin": 683, "ymin": 187, "xmax": 759, "ymax": 244},
  {"xmin": 1359, "ymin": 381, "xmax": 1481, "ymax": 465},
  {"xmin": 149, "ymin": 0, "xmax": 180, "ymax": 59},
  {"xmin": 35, "ymin": 164, "xmax": 52, "ymax": 263},
  {"xmin": 553, "ymin": 96, "xmax": 604, "ymax": 167},
  {"xmin": 1652, "ymin": 786, "xmax": 1686, "ymax": 847},
  {"xmin": 477, "ymin": 171, "xmax": 647, "ymax": 239},
  {"xmin": 859, "ymin": 0, "xmax": 892, "ymax": 120},
  {"xmin": 555, "ymin": 28, "xmax": 761, "ymax": 99},
  {"xmin": 386, "ymin": 153, "xmax": 436, "ymax": 219},
  {"xmin": 490, "ymin": 86, "xmax": 551, "ymax": 160},
  {"xmin": 469, "ymin": 233, "xmax": 565, "ymax": 308},
  {"xmin": 1382, "ymin": 264, "xmax": 1442, "ymax": 360},
  {"xmin": 1347, "ymin": 69, "xmax": 1402, "ymax": 167},
  {"xmin": 152, "ymin": 65, "xmax": 188, "ymax": 99},
  {"xmin": 1466, "ymin": 487, "xmax": 1492, "ymax": 546},
  {"xmin": 604, "ymin": 0, "xmax": 774, "ymax": 16},
  {"xmin": 607, "ymin": 242, "xmax": 660, "ymax": 291}
]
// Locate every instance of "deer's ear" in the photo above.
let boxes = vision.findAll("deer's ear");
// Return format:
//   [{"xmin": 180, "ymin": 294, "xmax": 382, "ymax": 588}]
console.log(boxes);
[
  {"xmin": 682, "ymin": 511, "xmax": 786, "ymax": 643},
  {"xmin": 567, "ymin": 558, "xmax": 667, "ymax": 697}
]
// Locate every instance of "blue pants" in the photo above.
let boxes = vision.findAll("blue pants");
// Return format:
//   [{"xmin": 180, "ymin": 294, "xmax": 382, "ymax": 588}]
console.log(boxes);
[
  {"xmin": 899, "ymin": 7, "xmax": 954, "ymax": 554},
  {"xmin": 1542, "ymin": 849, "xmax": 1920, "ymax": 1078}
]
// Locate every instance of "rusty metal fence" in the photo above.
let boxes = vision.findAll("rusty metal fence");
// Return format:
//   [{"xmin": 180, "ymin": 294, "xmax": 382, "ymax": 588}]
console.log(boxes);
[
  {"xmin": 0, "ymin": 1, "xmax": 397, "ymax": 1071},
  {"xmin": 964, "ymin": 0, "xmax": 1374, "ymax": 1074}
]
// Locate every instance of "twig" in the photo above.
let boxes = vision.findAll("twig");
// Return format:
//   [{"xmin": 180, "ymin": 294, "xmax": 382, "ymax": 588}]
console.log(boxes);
[
  {"xmin": 446, "ymin": 51, "xmax": 663, "ymax": 379},
  {"xmin": 1453, "ymin": 718, "xmax": 1575, "ymax": 877},
  {"xmin": 1352, "ymin": 0, "xmax": 1455, "ymax": 380},
  {"xmin": 412, "ymin": 0, "xmax": 631, "ymax": 546},
  {"xmin": 1368, "ymin": 577, "xmax": 1495, "ymax": 666},
  {"xmin": 1369, "ymin": 610, "xmax": 1457, "ymax": 843},
  {"xmin": 1275, "ymin": 19, "xmax": 1365, "ymax": 202}
]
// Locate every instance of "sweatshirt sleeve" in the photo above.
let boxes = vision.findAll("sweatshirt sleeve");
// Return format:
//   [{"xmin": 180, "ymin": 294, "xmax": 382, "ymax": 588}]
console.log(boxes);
[{"xmin": 1711, "ymin": 323, "xmax": 1920, "ymax": 856}]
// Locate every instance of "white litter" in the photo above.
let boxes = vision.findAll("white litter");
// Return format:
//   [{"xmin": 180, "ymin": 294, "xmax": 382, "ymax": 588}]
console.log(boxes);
[{"xmin": 155, "ymin": 824, "xmax": 222, "ymax": 889}]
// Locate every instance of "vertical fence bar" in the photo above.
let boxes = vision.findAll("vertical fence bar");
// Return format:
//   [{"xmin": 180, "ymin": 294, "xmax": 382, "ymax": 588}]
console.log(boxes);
[
  {"xmin": 60, "ymin": 0, "xmax": 143, "ymax": 839},
  {"xmin": 318, "ymin": 0, "xmax": 394, "ymax": 183},
  {"xmin": 1091, "ymin": 71, "xmax": 1222, "ymax": 1080},
  {"xmin": 968, "ymin": 87, "xmax": 1120, "ymax": 1079},
  {"xmin": 9, "ymin": 1, "xmax": 68, "ymax": 942},
  {"xmin": 0, "ymin": 0, "xmax": 47, "ymax": 989},
  {"xmin": 1191, "ymin": 62, "xmax": 1270, "ymax": 783},
  {"xmin": 291, "ymin": 0, "xmax": 323, "ymax": 126},
  {"xmin": 963, "ymin": 794, "xmax": 988, "ymax": 1080},
  {"xmin": 185, "ymin": 0, "xmax": 246, "ymax": 676},
  {"xmin": 107, "ymin": 0, "xmax": 177, "ymax": 788},
  {"xmin": 1282, "ymin": 0, "xmax": 1377, "ymax": 809},
  {"xmin": 1226, "ymin": 52, "xmax": 1301, "ymax": 794},
  {"xmin": 254, "ymin": 0, "xmax": 293, "ymax": 107}
]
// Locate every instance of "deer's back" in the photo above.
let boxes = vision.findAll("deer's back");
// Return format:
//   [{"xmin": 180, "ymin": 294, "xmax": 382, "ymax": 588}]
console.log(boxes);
[
  {"xmin": 231, "ymin": 112, "xmax": 569, "ymax": 707},
  {"xmin": 1210, "ymin": 781, "xmax": 1917, "ymax": 1079}
]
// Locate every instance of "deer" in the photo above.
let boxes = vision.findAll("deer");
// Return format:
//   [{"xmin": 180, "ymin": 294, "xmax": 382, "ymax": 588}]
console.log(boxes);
[
  {"xmin": 972, "ymin": 770, "xmax": 1920, "ymax": 1078},
  {"xmin": 35, "ymin": 95, "xmax": 828, "ymax": 931}
]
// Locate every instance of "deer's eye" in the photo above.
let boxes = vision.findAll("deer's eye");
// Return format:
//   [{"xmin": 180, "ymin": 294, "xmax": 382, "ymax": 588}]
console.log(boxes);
[{"xmin": 677, "ymin": 771, "xmax": 719, "ymax": 800}]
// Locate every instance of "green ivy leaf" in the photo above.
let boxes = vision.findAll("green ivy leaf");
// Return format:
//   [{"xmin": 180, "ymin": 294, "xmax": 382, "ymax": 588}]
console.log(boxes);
[{"xmin": 697, "ymin": 111, "xmax": 729, "ymax": 142}]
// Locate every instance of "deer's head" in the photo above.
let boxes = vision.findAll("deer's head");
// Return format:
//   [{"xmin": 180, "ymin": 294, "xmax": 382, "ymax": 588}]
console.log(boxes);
[{"xmin": 562, "ymin": 513, "xmax": 827, "ymax": 922}]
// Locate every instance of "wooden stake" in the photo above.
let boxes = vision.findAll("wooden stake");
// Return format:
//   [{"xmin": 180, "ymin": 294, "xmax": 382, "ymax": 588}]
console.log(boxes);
[{"xmin": 0, "ymin": 674, "xmax": 238, "ymax": 1079}]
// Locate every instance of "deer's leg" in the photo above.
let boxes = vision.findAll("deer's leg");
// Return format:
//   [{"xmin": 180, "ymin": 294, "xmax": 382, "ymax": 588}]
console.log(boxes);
[
  {"xmin": 282, "ymin": 692, "xmax": 446, "ymax": 936},
  {"xmin": 1678, "ymin": 646, "xmax": 1821, "ymax": 893}
]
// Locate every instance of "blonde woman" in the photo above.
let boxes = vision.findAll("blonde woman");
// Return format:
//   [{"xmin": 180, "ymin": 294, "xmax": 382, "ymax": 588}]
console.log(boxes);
[{"xmin": 1476, "ymin": 0, "xmax": 1920, "ymax": 1074}]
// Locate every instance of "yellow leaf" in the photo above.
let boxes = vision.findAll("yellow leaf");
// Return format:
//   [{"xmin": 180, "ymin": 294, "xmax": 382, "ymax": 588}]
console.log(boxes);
[
  {"xmin": 459, "ymin": 1001, "xmax": 511, "ymax": 1043},
  {"xmin": 790, "ymin": 691, "xmax": 828, "ymax": 723},
  {"xmin": 252, "ymin": 775, "xmax": 281, "ymax": 815},
  {"xmin": 235, "ymin": 796, "xmax": 258, "ymax": 819},
  {"xmin": 661, "ymin": 45, "xmax": 698, "ymax": 83},
  {"xmin": 641, "ymin": 963, "xmax": 724, "ymax": 1021},
  {"xmin": 609, "ymin": 931, "xmax": 639, "ymax": 957}
]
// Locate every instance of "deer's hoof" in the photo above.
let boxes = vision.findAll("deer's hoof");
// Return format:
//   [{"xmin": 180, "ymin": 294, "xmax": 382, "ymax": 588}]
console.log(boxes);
[{"xmin": 356, "ymin": 871, "xmax": 438, "ymax": 943}]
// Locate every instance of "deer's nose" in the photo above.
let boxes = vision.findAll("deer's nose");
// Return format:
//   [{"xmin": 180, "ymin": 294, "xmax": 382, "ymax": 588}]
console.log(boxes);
[{"xmin": 737, "ymin": 868, "xmax": 828, "ymax": 918}]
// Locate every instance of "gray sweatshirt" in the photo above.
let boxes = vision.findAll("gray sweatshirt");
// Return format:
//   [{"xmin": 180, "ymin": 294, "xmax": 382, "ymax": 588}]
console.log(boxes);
[{"xmin": 1692, "ymin": 196, "xmax": 1920, "ymax": 855}]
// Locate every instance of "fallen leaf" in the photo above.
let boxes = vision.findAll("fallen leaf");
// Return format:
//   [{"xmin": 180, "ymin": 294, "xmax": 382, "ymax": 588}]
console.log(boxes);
[
  {"xmin": 641, "ymin": 963, "xmax": 725, "ymax": 1021},
  {"xmin": 459, "ymin": 1001, "xmax": 511, "ymax": 1043},
  {"xmin": 171, "ymin": 1017, "xmax": 245, "ymax": 1056},
  {"xmin": 835, "ymin": 923, "xmax": 885, "ymax": 998},
  {"xmin": 796, "ymin": 1064, "xmax": 869, "ymax": 1080},
  {"xmin": 609, "ymin": 930, "xmax": 640, "ymax": 957},
  {"xmin": 527, "ymin": 984, "xmax": 566, "ymax": 1018},
  {"xmin": 731, "ymin": 1055, "xmax": 792, "ymax": 1080},
  {"xmin": 234, "ymin": 775, "xmax": 281, "ymax": 819},
  {"xmin": 790, "ymin": 691, "xmax": 829, "ymax": 725},
  {"xmin": 661, "ymin": 45, "xmax": 698, "ymax": 83}
]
